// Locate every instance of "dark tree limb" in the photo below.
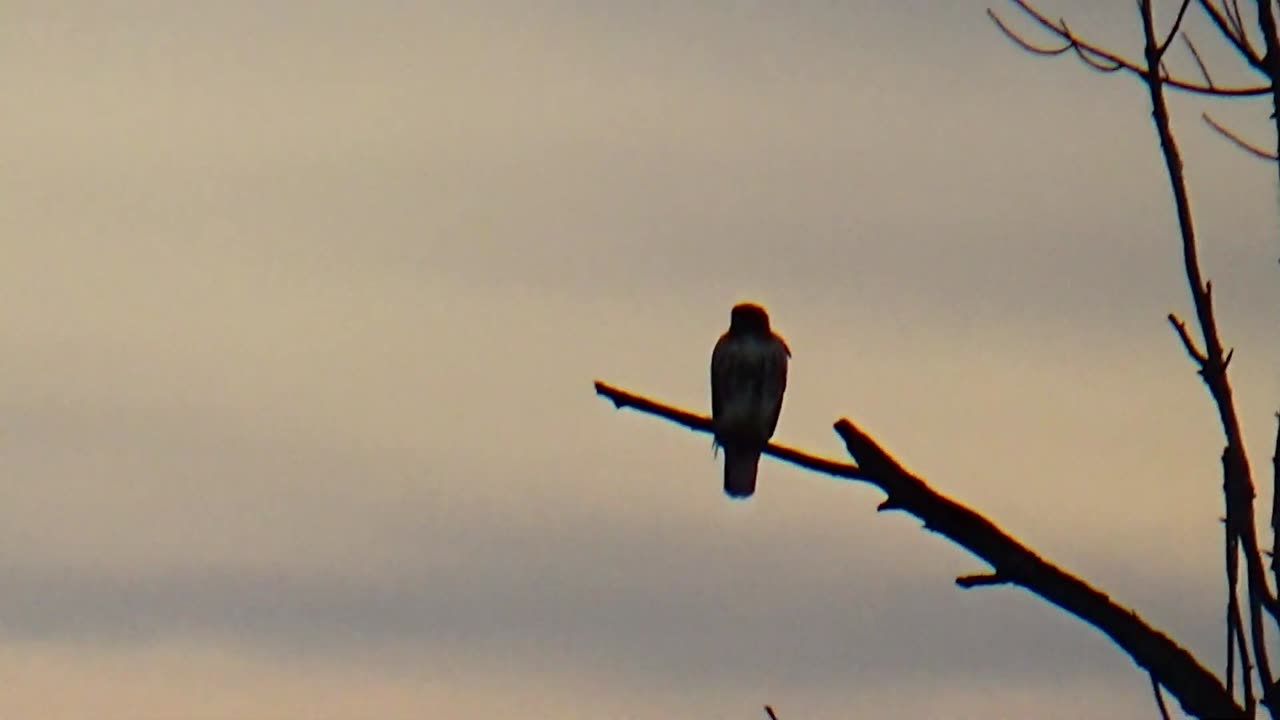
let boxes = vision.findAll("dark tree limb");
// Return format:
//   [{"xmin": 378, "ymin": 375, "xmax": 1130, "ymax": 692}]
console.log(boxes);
[
  {"xmin": 1227, "ymin": 451, "xmax": 1259, "ymax": 715},
  {"xmin": 593, "ymin": 381, "xmax": 1244, "ymax": 719},
  {"xmin": 1158, "ymin": 0, "xmax": 1197, "ymax": 55},
  {"xmin": 1133, "ymin": 1, "xmax": 1279, "ymax": 711},
  {"xmin": 1271, "ymin": 414, "xmax": 1280, "ymax": 607},
  {"xmin": 1254, "ymin": 0, "xmax": 1280, "ymax": 188},
  {"xmin": 763, "ymin": 706, "xmax": 780, "ymax": 720}
]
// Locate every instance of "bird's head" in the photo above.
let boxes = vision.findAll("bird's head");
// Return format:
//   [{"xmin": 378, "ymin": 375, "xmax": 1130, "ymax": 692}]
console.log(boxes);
[{"xmin": 729, "ymin": 303, "xmax": 771, "ymax": 334}]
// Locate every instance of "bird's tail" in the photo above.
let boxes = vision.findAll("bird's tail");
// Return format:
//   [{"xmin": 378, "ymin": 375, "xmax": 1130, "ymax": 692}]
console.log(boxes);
[{"xmin": 723, "ymin": 445, "xmax": 761, "ymax": 499}]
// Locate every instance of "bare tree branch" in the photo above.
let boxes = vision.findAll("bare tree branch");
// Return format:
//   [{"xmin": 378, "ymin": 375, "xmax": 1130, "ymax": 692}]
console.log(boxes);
[
  {"xmin": 1203, "ymin": 112, "xmax": 1280, "ymax": 158},
  {"xmin": 1271, "ymin": 414, "xmax": 1280, "ymax": 612},
  {"xmin": 1254, "ymin": 0, "xmax": 1280, "ymax": 188},
  {"xmin": 764, "ymin": 706, "xmax": 780, "ymax": 720},
  {"xmin": 593, "ymin": 381, "xmax": 1245, "ymax": 719},
  {"xmin": 1183, "ymin": 34, "xmax": 1217, "ymax": 88},
  {"xmin": 1169, "ymin": 313, "xmax": 1211, "ymax": 364},
  {"xmin": 1227, "ymin": 490, "xmax": 1257, "ymax": 714},
  {"xmin": 988, "ymin": 1, "xmax": 1271, "ymax": 96},
  {"xmin": 987, "ymin": 10, "xmax": 1073, "ymax": 56},
  {"xmin": 1226, "ymin": 0, "xmax": 1247, "ymax": 42},
  {"xmin": 1235, "ymin": 606, "xmax": 1256, "ymax": 714},
  {"xmin": 1135, "ymin": 1, "xmax": 1279, "ymax": 711},
  {"xmin": 1159, "ymin": 0, "xmax": 1198, "ymax": 55},
  {"xmin": 1199, "ymin": 0, "xmax": 1266, "ymax": 65},
  {"xmin": 956, "ymin": 573, "xmax": 1011, "ymax": 588},
  {"xmin": 593, "ymin": 381, "xmax": 869, "ymax": 482}
]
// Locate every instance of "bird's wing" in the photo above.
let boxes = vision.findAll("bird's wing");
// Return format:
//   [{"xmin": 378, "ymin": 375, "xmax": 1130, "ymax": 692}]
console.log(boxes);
[
  {"xmin": 710, "ymin": 332, "xmax": 732, "ymax": 423},
  {"xmin": 761, "ymin": 334, "xmax": 789, "ymax": 438}
]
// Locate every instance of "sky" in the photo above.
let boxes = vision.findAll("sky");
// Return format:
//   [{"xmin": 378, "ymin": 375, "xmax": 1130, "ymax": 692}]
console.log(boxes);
[{"xmin": 5, "ymin": 1, "xmax": 1280, "ymax": 718}]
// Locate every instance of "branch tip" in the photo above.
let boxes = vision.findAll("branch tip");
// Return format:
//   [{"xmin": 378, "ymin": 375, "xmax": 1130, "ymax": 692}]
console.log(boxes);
[
  {"xmin": 1167, "ymin": 313, "xmax": 1209, "ymax": 364},
  {"xmin": 956, "ymin": 573, "xmax": 1010, "ymax": 588},
  {"xmin": 1202, "ymin": 113, "xmax": 1280, "ymax": 160}
]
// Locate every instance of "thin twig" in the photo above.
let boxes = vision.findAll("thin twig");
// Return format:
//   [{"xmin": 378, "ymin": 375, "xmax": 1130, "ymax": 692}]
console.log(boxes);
[
  {"xmin": 1227, "ymin": 0, "xmax": 1247, "ymax": 45},
  {"xmin": 1158, "ymin": 0, "xmax": 1197, "ymax": 54},
  {"xmin": 1198, "ymin": 0, "xmax": 1265, "ymax": 66},
  {"xmin": 1203, "ymin": 112, "xmax": 1280, "ymax": 159},
  {"xmin": 1152, "ymin": 672, "xmax": 1173, "ymax": 720},
  {"xmin": 764, "ymin": 706, "xmax": 780, "ymax": 720},
  {"xmin": 1182, "ymin": 34, "xmax": 1216, "ymax": 88},
  {"xmin": 956, "ymin": 573, "xmax": 1011, "ymax": 588},
  {"xmin": 987, "ymin": 10, "xmax": 1072, "ymax": 56},
  {"xmin": 1169, "ymin": 313, "xmax": 1210, "ymax": 364},
  {"xmin": 1074, "ymin": 42, "xmax": 1127, "ymax": 74}
]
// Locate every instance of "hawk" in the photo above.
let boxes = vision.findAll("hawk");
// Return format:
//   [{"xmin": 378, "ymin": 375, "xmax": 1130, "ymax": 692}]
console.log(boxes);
[{"xmin": 710, "ymin": 303, "xmax": 790, "ymax": 499}]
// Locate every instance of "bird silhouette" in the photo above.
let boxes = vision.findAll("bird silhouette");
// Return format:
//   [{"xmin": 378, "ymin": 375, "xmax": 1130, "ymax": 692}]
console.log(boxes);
[{"xmin": 710, "ymin": 303, "xmax": 790, "ymax": 499}]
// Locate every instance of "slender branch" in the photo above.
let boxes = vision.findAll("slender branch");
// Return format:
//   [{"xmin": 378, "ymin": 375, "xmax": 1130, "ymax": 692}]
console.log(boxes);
[
  {"xmin": 988, "ymin": 1, "xmax": 1272, "ymax": 96},
  {"xmin": 594, "ymin": 381, "xmax": 1245, "ymax": 718},
  {"xmin": 1271, "ymin": 414, "xmax": 1280, "ymax": 603},
  {"xmin": 1152, "ymin": 672, "xmax": 1173, "ymax": 720},
  {"xmin": 1223, "ymin": 448, "xmax": 1264, "ymax": 712},
  {"xmin": 1229, "ymin": 583, "xmax": 1237, "ymax": 698},
  {"xmin": 987, "ymin": 10, "xmax": 1073, "ymax": 56},
  {"xmin": 764, "ymin": 707, "xmax": 780, "ymax": 720},
  {"xmin": 1227, "ymin": 454, "xmax": 1258, "ymax": 715},
  {"xmin": 1236, "ymin": 607, "xmax": 1256, "ymax": 715},
  {"xmin": 1158, "ymin": 0, "xmax": 1197, "ymax": 55},
  {"xmin": 1183, "ymin": 34, "xmax": 1216, "ymax": 88},
  {"xmin": 593, "ymin": 382, "xmax": 870, "ymax": 482},
  {"xmin": 1257, "ymin": 0, "xmax": 1280, "ymax": 64},
  {"xmin": 1256, "ymin": 0, "xmax": 1280, "ymax": 190},
  {"xmin": 956, "ymin": 573, "xmax": 1011, "ymax": 588},
  {"xmin": 1199, "ymin": 0, "xmax": 1266, "ymax": 66},
  {"xmin": 1073, "ymin": 43, "xmax": 1127, "ymax": 74},
  {"xmin": 1227, "ymin": 0, "xmax": 1246, "ymax": 42},
  {"xmin": 1169, "ymin": 313, "xmax": 1210, "ymax": 364},
  {"xmin": 1203, "ymin": 112, "xmax": 1280, "ymax": 159}
]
